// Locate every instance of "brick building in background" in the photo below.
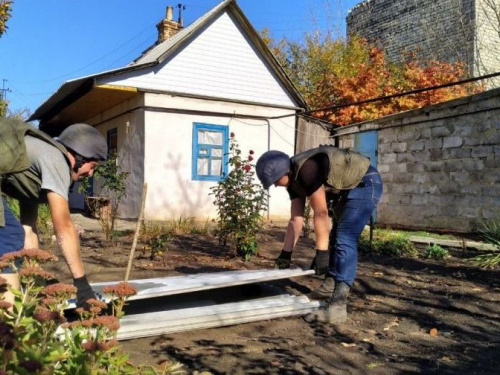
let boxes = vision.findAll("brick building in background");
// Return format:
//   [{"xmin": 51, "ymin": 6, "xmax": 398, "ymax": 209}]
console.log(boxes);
[{"xmin": 347, "ymin": 0, "xmax": 500, "ymax": 87}]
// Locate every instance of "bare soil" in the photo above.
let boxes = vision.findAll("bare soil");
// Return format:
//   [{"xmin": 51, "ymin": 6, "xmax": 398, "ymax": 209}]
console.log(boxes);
[{"xmin": 46, "ymin": 221, "xmax": 500, "ymax": 375}]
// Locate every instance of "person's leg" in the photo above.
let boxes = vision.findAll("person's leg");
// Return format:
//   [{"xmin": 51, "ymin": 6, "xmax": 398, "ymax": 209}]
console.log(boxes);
[
  {"xmin": 331, "ymin": 190, "xmax": 376, "ymax": 285},
  {"xmin": 306, "ymin": 169, "xmax": 383, "ymax": 323},
  {"xmin": 308, "ymin": 196, "xmax": 345, "ymax": 299},
  {"xmin": 0, "ymin": 197, "xmax": 25, "ymax": 253},
  {"xmin": 0, "ymin": 196, "xmax": 25, "ymax": 306}
]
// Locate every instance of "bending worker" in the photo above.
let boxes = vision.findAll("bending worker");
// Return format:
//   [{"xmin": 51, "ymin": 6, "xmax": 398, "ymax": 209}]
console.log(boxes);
[
  {"xmin": 0, "ymin": 118, "xmax": 107, "ymax": 307},
  {"xmin": 256, "ymin": 145, "xmax": 383, "ymax": 324}
]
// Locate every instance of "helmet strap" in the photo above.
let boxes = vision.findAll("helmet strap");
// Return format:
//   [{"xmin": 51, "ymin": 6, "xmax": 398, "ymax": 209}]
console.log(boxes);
[{"xmin": 72, "ymin": 153, "xmax": 86, "ymax": 173}]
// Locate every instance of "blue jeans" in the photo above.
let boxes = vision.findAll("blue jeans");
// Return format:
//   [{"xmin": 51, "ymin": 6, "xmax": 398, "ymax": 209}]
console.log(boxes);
[
  {"xmin": 328, "ymin": 166, "xmax": 383, "ymax": 286},
  {"xmin": 0, "ymin": 197, "xmax": 24, "ymax": 272}
]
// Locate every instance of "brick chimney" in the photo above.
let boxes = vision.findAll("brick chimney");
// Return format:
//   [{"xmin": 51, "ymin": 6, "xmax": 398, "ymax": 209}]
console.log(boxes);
[{"xmin": 156, "ymin": 6, "xmax": 183, "ymax": 43}]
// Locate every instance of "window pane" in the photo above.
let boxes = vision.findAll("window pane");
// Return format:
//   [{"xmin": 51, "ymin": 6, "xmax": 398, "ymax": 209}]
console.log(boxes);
[
  {"xmin": 212, "ymin": 148, "xmax": 223, "ymax": 157},
  {"xmin": 211, "ymin": 159, "xmax": 222, "ymax": 175},
  {"xmin": 199, "ymin": 130, "xmax": 222, "ymax": 145},
  {"xmin": 197, "ymin": 158, "xmax": 209, "ymax": 175}
]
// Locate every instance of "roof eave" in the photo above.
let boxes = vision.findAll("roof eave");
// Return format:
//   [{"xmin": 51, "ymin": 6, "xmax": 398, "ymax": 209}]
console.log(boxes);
[{"xmin": 28, "ymin": 61, "xmax": 158, "ymax": 123}]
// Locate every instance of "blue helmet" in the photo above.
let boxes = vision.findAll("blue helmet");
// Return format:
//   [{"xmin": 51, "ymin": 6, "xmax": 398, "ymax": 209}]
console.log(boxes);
[{"xmin": 256, "ymin": 150, "xmax": 291, "ymax": 189}]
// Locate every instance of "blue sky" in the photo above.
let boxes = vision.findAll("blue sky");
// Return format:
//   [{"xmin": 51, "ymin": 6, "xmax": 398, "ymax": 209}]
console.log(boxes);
[{"xmin": 0, "ymin": 0, "xmax": 359, "ymax": 116}]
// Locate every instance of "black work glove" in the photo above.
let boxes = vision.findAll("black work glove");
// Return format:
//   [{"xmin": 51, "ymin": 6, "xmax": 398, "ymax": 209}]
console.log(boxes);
[
  {"xmin": 73, "ymin": 275, "xmax": 95, "ymax": 309},
  {"xmin": 310, "ymin": 250, "xmax": 329, "ymax": 276},
  {"xmin": 274, "ymin": 250, "xmax": 292, "ymax": 269}
]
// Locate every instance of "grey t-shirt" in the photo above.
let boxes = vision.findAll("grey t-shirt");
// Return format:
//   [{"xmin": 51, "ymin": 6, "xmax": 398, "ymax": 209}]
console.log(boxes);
[{"xmin": 24, "ymin": 135, "xmax": 71, "ymax": 202}]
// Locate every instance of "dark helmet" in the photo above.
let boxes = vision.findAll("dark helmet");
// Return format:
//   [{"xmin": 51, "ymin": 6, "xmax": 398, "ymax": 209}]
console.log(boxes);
[
  {"xmin": 58, "ymin": 123, "xmax": 108, "ymax": 161},
  {"xmin": 256, "ymin": 150, "xmax": 291, "ymax": 189}
]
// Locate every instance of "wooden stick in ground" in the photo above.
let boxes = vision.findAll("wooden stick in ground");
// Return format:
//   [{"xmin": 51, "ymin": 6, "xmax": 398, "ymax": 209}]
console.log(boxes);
[{"xmin": 125, "ymin": 183, "xmax": 148, "ymax": 282}]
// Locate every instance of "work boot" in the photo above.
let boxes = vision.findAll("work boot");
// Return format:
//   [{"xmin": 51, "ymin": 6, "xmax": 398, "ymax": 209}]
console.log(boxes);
[
  {"xmin": 274, "ymin": 250, "xmax": 292, "ymax": 269},
  {"xmin": 310, "ymin": 250, "xmax": 329, "ymax": 276},
  {"xmin": 308, "ymin": 275, "xmax": 335, "ymax": 300},
  {"xmin": 304, "ymin": 281, "xmax": 350, "ymax": 324}
]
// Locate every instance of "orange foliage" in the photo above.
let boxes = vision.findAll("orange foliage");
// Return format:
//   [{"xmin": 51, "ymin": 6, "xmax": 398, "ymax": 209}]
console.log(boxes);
[
  {"xmin": 315, "ymin": 46, "xmax": 484, "ymax": 126},
  {"xmin": 263, "ymin": 32, "xmax": 485, "ymax": 126}
]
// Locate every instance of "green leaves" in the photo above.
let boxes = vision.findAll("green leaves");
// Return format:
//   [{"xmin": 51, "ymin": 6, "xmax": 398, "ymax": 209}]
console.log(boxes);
[{"xmin": 210, "ymin": 135, "xmax": 266, "ymax": 259}]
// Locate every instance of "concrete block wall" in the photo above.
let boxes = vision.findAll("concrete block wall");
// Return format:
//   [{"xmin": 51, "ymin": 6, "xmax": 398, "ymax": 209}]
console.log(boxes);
[{"xmin": 335, "ymin": 88, "xmax": 500, "ymax": 233}]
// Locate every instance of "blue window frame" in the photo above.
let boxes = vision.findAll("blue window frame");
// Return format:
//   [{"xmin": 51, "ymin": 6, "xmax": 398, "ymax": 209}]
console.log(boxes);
[{"xmin": 192, "ymin": 123, "xmax": 229, "ymax": 181}]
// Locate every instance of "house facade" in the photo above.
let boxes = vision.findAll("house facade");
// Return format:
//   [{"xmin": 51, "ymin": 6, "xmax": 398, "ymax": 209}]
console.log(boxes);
[{"xmin": 30, "ymin": 0, "xmax": 307, "ymax": 222}]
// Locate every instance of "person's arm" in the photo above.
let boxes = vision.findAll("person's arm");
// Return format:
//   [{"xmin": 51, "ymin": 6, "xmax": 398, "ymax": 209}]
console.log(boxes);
[
  {"xmin": 20, "ymin": 201, "xmax": 40, "ymax": 248},
  {"xmin": 308, "ymin": 185, "xmax": 329, "ymax": 250},
  {"xmin": 283, "ymin": 197, "xmax": 306, "ymax": 251},
  {"xmin": 47, "ymin": 191, "xmax": 95, "ymax": 307},
  {"xmin": 46, "ymin": 191, "xmax": 85, "ymax": 278}
]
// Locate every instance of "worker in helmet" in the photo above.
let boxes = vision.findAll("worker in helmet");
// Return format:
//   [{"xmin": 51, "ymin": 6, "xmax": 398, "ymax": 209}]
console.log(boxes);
[
  {"xmin": 0, "ymin": 118, "xmax": 108, "ymax": 308},
  {"xmin": 256, "ymin": 145, "xmax": 383, "ymax": 324}
]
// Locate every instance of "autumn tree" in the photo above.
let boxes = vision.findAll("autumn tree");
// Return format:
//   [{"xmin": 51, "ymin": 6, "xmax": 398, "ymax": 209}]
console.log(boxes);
[
  {"xmin": 265, "ymin": 32, "xmax": 483, "ymax": 125},
  {"xmin": 0, "ymin": 0, "xmax": 12, "ymax": 37},
  {"xmin": 0, "ymin": 0, "xmax": 13, "ymax": 116}
]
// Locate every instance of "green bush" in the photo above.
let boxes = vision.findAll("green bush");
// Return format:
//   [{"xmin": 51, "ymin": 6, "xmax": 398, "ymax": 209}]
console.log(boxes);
[
  {"xmin": 210, "ymin": 133, "xmax": 267, "ymax": 260},
  {"xmin": 423, "ymin": 243, "xmax": 449, "ymax": 260},
  {"xmin": 358, "ymin": 229, "xmax": 418, "ymax": 257},
  {"xmin": 147, "ymin": 232, "xmax": 172, "ymax": 260}
]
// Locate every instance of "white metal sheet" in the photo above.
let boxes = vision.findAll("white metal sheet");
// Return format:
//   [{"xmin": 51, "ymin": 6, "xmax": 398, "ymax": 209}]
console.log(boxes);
[
  {"xmin": 116, "ymin": 294, "xmax": 320, "ymax": 340},
  {"xmin": 89, "ymin": 268, "xmax": 314, "ymax": 303}
]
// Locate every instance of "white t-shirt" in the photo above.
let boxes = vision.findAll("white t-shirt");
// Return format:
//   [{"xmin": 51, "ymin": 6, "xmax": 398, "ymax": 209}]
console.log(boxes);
[{"xmin": 24, "ymin": 135, "xmax": 71, "ymax": 201}]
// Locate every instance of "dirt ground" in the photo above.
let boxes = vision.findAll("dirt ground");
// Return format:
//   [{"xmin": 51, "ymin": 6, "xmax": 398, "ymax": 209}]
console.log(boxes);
[{"xmin": 46, "ymin": 219, "xmax": 500, "ymax": 375}]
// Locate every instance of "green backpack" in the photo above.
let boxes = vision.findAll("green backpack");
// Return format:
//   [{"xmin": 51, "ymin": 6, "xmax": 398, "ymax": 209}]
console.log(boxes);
[{"xmin": 0, "ymin": 117, "xmax": 69, "ymax": 226}]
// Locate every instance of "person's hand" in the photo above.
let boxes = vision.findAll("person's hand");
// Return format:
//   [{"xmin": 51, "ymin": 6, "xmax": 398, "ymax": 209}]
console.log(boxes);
[
  {"xmin": 310, "ymin": 250, "xmax": 329, "ymax": 276},
  {"xmin": 73, "ymin": 275, "xmax": 95, "ymax": 309},
  {"xmin": 274, "ymin": 250, "xmax": 292, "ymax": 269}
]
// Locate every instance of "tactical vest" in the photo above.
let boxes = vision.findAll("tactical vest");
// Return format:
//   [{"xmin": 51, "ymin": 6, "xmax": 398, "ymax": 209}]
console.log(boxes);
[
  {"xmin": 0, "ymin": 117, "xmax": 71, "ymax": 227},
  {"xmin": 291, "ymin": 146, "xmax": 370, "ymax": 193}
]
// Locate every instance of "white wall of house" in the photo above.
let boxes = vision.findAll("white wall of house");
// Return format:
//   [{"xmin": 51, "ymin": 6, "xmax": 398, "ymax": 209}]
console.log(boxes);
[
  {"xmin": 100, "ymin": 10, "xmax": 297, "ymax": 109},
  {"xmin": 142, "ymin": 93, "xmax": 294, "ymax": 222},
  {"xmin": 83, "ymin": 96, "xmax": 146, "ymax": 219}
]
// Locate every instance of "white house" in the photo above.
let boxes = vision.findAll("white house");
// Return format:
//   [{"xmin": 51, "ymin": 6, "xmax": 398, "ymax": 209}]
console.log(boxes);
[{"xmin": 29, "ymin": 0, "xmax": 307, "ymax": 222}]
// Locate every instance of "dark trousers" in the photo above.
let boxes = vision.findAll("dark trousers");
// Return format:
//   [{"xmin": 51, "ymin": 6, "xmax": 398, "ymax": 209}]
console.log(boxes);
[
  {"xmin": 328, "ymin": 166, "xmax": 383, "ymax": 286},
  {"xmin": 0, "ymin": 196, "xmax": 25, "ymax": 260}
]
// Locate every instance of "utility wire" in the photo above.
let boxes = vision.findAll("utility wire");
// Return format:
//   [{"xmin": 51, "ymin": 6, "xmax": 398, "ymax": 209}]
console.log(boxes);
[{"xmin": 269, "ymin": 70, "xmax": 500, "ymax": 120}]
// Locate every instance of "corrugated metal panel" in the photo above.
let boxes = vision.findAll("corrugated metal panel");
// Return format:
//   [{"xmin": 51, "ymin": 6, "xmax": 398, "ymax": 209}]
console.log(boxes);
[{"xmin": 101, "ymin": 11, "xmax": 296, "ymax": 107}]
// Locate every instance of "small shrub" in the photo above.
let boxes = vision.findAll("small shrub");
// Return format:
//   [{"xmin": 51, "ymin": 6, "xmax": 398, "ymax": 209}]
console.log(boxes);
[
  {"xmin": 210, "ymin": 134, "xmax": 267, "ymax": 260},
  {"xmin": 470, "ymin": 217, "xmax": 500, "ymax": 268},
  {"xmin": 79, "ymin": 155, "xmax": 129, "ymax": 245},
  {"xmin": 359, "ymin": 229, "xmax": 418, "ymax": 257},
  {"xmin": 147, "ymin": 232, "xmax": 172, "ymax": 260},
  {"xmin": 423, "ymin": 243, "xmax": 449, "ymax": 260}
]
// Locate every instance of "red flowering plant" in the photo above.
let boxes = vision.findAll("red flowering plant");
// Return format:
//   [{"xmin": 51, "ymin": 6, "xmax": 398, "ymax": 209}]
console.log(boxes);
[
  {"xmin": 102, "ymin": 282, "xmax": 138, "ymax": 319},
  {"xmin": 210, "ymin": 133, "xmax": 267, "ymax": 260},
  {"xmin": 0, "ymin": 250, "xmax": 181, "ymax": 374}
]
